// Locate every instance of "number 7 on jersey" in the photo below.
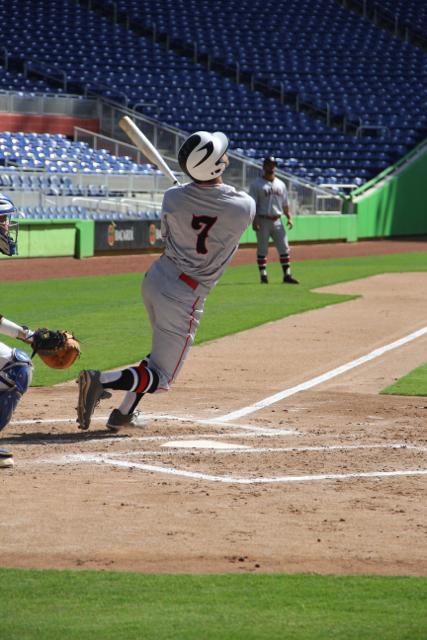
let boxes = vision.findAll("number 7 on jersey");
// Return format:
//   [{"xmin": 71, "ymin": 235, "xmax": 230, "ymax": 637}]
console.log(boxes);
[{"xmin": 192, "ymin": 215, "xmax": 218, "ymax": 254}]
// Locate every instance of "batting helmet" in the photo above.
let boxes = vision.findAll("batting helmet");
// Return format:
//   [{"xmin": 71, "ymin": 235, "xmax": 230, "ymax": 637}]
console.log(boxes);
[
  {"xmin": 0, "ymin": 195, "xmax": 18, "ymax": 256},
  {"xmin": 178, "ymin": 131, "xmax": 229, "ymax": 182}
]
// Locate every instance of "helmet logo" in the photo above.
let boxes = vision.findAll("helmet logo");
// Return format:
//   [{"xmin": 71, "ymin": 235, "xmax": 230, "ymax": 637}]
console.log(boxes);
[{"xmin": 193, "ymin": 141, "xmax": 214, "ymax": 168}]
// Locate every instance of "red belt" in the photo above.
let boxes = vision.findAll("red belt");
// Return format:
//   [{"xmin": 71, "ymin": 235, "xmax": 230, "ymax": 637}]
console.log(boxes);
[{"xmin": 179, "ymin": 272, "xmax": 198, "ymax": 290}]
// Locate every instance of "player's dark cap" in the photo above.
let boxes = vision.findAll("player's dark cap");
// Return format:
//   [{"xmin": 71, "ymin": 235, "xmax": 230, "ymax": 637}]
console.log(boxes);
[{"xmin": 263, "ymin": 155, "xmax": 277, "ymax": 166}]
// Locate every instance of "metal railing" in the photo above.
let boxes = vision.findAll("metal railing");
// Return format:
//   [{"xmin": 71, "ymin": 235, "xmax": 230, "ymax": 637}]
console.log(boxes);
[
  {"xmin": 0, "ymin": 167, "xmax": 170, "ymax": 203},
  {"xmin": 356, "ymin": 124, "xmax": 390, "ymax": 138},
  {"xmin": 96, "ymin": 99, "xmax": 344, "ymax": 215},
  {"xmin": 0, "ymin": 89, "xmax": 98, "ymax": 118}
]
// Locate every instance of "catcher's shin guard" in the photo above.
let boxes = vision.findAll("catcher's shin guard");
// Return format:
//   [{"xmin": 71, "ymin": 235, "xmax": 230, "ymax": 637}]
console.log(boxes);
[{"xmin": 0, "ymin": 349, "xmax": 32, "ymax": 432}]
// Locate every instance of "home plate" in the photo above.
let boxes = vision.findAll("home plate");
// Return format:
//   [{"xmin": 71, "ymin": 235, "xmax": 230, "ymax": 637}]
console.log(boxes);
[{"xmin": 162, "ymin": 440, "xmax": 252, "ymax": 450}]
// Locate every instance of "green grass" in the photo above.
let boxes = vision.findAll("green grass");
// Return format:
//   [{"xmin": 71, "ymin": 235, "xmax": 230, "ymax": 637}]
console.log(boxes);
[
  {"xmin": 2, "ymin": 252, "xmax": 427, "ymax": 637},
  {"xmin": 382, "ymin": 361, "xmax": 427, "ymax": 397},
  {"xmin": 0, "ymin": 252, "xmax": 426, "ymax": 386},
  {"xmin": 0, "ymin": 569, "xmax": 426, "ymax": 640}
]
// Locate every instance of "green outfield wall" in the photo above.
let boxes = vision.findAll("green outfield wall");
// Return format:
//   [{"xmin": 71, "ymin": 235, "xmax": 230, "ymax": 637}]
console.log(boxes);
[
  {"xmin": 0, "ymin": 219, "xmax": 95, "ymax": 260},
  {"xmin": 351, "ymin": 139, "xmax": 427, "ymax": 238},
  {"xmin": 240, "ymin": 214, "xmax": 358, "ymax": 244},
  {"xmin": 3, "ymin": 215, "xmax": 358, "ymax": 261}
]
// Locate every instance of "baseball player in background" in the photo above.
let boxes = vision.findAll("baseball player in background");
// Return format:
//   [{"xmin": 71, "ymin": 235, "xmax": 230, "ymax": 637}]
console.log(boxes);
[
  {"xmin": 77, "ymin": 130, "xmax": 255, "ymax": 432},
  {"xmin": 249, "ymin": 156, "xmax": 299, "ymax": 285},
  {"xmin": 0, "ymin": 195, "xmax": 34, "ymax": 468}
]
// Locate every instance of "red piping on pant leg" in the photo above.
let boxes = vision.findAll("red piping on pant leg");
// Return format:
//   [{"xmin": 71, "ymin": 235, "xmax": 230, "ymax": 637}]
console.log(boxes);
[{"xmin": 168, "ymin": 296, "xmax": 200, "ymax": 385}]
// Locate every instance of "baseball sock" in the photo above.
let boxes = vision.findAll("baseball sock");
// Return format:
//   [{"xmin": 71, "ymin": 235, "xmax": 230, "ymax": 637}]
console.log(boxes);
[
  {"xmin": 280, "ymin": 253, "xmax": 291, "ymax": 276},
  {"xmin": 100, "ymin": 361, "xmax": 159, "ymax": 394},
  {"xmin": 118, "ymin": 391, "xmax": 144, "ymax": 415},
  {"xmin": 257, "ymin": 255, "xmax": 267, "ymax": 279}
]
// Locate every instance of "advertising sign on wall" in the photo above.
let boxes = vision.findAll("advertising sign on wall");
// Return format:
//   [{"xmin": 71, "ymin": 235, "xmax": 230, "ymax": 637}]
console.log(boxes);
[{"xmin": 94, "ymin": 220, "xmax": 164, "ymax": 252}]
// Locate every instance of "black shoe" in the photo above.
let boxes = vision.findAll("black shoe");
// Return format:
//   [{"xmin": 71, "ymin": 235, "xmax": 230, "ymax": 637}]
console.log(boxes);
[
  {"xmin": 107, "ymin": 409, "xmax": 146, "ymax": 433},
  {"xmin": 283, "ymin": 274, "xmax": 299, "ymax": 284},
  {"xmin": 260, "ymin": 275, "xmax": 269, "ymax": 284},
  {"xmin": 77, "ymin": 370, "xmax": 105, "ymax": 430}
]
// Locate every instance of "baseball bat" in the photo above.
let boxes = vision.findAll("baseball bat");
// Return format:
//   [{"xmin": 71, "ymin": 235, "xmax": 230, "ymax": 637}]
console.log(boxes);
[{"xmin": 118, "ymin": 116, "xmax": 179, "ymax": 185}]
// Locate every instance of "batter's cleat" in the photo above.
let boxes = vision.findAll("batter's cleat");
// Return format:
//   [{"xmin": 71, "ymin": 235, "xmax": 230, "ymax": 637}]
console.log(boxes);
[
  {"xmin": 283, "ymin": 274, "xmax": 299, "ymax": 284},
  {"xmin": 260, "ymin": 274, "xmax": 269, "ymax": 284},
  {"xmin": 106, "ymin": 409, "xmax": 145, "ymax": 433},
  {"xmin": 77, "ymin": 370, "xmax": 106, "ymax": 430},
  {"xmin": 0, "ymin": 448, "xmax": 14, "ymax": 469}
]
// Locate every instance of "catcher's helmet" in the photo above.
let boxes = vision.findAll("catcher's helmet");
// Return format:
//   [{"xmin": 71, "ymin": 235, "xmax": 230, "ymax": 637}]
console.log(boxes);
[
  {"xmin": 0, "ymin": 195, "xmax": 18, "ymax": 256},
  {"xmin": 178, "ymin": 131, "xmax": 229, "ymax": 182}
]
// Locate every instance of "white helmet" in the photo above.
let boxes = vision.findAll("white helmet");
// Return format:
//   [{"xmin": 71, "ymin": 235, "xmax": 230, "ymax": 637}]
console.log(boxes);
[
  {"xmin": 178, "ymin": 131, "xmax": 229, "ymax": 182},
  {"xmin": 0, "ymin": 195, "xmax": 18, "ymax": 256}
]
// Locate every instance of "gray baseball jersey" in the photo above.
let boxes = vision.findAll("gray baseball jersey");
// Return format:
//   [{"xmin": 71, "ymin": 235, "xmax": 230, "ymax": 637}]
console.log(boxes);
[
  {"xmin": 139, "ymin": 181, "xmax": 255, "ymax": 392},
  {"xmin": 249, "ymin": 176, "xmax": 290, "ymax": 256},
  {"xmin": 161, "ymin": 181, "xmax": 255, "ymax": 288},
  {"xmin": 249, "ymin": 176, "xmax": 288, "ymax": 218}
]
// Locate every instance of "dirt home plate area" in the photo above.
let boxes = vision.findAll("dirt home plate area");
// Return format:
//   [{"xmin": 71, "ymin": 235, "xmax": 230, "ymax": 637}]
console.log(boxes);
[{"xmin": 1, "ymin": 241, "xmax": 427, "ymax": 576}]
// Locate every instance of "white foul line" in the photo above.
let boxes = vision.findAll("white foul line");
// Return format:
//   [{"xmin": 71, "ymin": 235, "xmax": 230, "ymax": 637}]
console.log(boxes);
[
  {"xmin": 51, "ymin": 453, "xmax": 427, "ymax": 485},
  {"xmin": 217, "ymin": 325, "xmax": 427, "ymax": 422}
]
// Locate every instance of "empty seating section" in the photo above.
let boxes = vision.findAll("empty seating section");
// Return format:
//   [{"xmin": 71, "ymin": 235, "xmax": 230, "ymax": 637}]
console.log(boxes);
[
  {"xmin": 108, "ymin": 0, "xmax": 426, "ymax": 130},
  {"xmin": 0, "ymin": 132, "xmax": 161, "ymax": 219},
  {"xmin": 0, "ymin": 68, "xmax": 59, "ymax": 94},
  {"xmin": 101, "ymin": 0, "xmax": 426, "ymax": 176},
  {"xmin": 372, "ymin": 0, "xmax": 427, "ymax": 38},
  {"xmin": 0, "ymin": 0, "xmax": 425, "ymax": 188},
  {"xmin": 0, "ymin": 169, "xmax": 108, "ymax": 197},
  {"xmin": 0, "ymin": 131, "xmax": 154, "ymax": 176},
  {"xmin": 18, "ymin": 204, "xmax": 159, "ymax": 221}
]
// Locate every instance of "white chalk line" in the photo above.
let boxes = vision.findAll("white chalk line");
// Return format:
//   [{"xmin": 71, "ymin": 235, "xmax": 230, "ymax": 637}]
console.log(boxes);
[
  {"xmin": 1, "ymin": 432, "xmax": 299, "ymax": 448},
  {"xmin": 33, "ymin": 443, "xmax": 427, "ymax": 484},
  {"xmin": 10, "ymin": 414, "xmax": 297, "ymax": 436},
  {"xmin": 217, "ymin": 325, "xmax": 427, "ymax": 422},
  {"xmin": 12, "ymin": 326, "xmax": 427, "ymax": 434},
  {"xmin": 41, "ymin": 452, "xmax": 427, "ymax": 485},
  {"xmin": 10, "ymin": 327, "xmax": 427, "ymax": 484},
  {"xmin": 115, "ymin": 443, "xmax": 427, "ymax": 456}
]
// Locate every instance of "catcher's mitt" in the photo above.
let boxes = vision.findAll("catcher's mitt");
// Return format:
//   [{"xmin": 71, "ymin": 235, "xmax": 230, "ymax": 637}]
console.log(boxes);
[{"xmin": 32, "ymin": 328, "xmax": 81, "ymax": 369}]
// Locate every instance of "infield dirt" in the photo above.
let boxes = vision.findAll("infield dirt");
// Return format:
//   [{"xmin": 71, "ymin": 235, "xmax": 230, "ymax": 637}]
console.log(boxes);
[{"xmin": 1, "ymin": 241, "xmax": 427, "ymax": 575}]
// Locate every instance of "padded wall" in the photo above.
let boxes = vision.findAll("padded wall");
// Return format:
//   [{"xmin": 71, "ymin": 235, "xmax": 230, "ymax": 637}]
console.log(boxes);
[{"xmin": 0, "ymin": 114, "xmax": 99, "ymax": 135}]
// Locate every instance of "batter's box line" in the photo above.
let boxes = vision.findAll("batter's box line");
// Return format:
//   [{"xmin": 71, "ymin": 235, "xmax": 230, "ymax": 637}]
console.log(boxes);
[
  {"xmin": 105, "ymin": 443, "xmax": 427, "ymax": 456},
  {"xmin": 11, "ymin": 414, "xmax": 298, "ymax": 437},
  {"xmin": 38, "ymin": 451, "xmax": 427, "ymax": 485}
]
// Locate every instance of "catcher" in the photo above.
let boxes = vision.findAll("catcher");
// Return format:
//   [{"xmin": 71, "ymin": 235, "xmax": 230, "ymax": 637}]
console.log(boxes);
[
  {"xmin": 0, "ymin": 194, "xmax": 80, "ymax": 466},
  {"xmin": 0, "ymin": 316, "xmax": 80, "ymax": 467}
]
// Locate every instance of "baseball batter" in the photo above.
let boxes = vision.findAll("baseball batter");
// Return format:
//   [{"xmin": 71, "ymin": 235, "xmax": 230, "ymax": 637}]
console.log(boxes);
[
  {"xmin": 249, "ymin": 156, "xmax": 299, "ymax": 284},
  {"xmin": 0, "ymin": 195, "xmax": 33, "ymax": 467},
  {"xmin": 77, "ymin": 131, "xmax": 255, "ymax": 432}
]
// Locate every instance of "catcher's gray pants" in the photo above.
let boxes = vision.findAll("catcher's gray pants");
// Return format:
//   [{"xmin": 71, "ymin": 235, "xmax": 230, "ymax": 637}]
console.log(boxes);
[
  {"xmin": 141, "ymin": 255, "xmax": 209, "ymax": 392},
  {"xmin": 256, "ymin": 217, "xmax": 289, "ymax": 257}
]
